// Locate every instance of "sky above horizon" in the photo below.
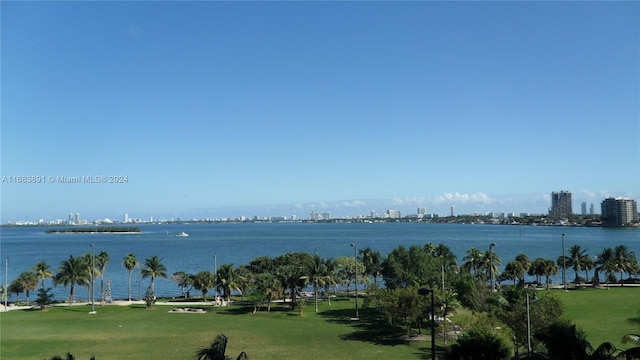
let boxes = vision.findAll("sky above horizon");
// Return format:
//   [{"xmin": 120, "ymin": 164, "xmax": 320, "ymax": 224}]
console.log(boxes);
[{"xmin": 2, "ymin": 2, "xmax": 639, "ymax": 221}]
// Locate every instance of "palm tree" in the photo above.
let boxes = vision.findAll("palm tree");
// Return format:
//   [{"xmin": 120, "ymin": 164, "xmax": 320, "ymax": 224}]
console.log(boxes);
[
  {"xmin": 254, "ymin": 272, "xmax": 281, "ymax": 312},
  {"xmin": 33, "ymin": 261, "xmax": 53, "ymax": 291},
  {"xmin": 514, "ymin": 253, "xmax": 531, "ymax": 284},
  {"xmin": 306, "ymin": 253, "xmax": 329, "ymax": 313},
  {"xmin": 528, "ymin": 257, "xmax": 547, "ymax": 285},
  {"xmin": 122, "ymin": 253, "xmax": 139, "ymax": 301},
  {"xmin": 216, "ymin": 264, "xmax": 239, "ymax": 308},
  {"xmin": 462, "ymin": 247, "xmax": 484, "ymax": 279},
  {"xmin": 17, "ymin": 271, "xmax": 38, "ymax": 305},
  {"xmin": 141, "ymin": 255, "xmax": 168, "ymax": 291},
  {"xmin": 561, "ymin": 244, "xmax": 589, "ymax": 284},
  {"xmin": 54, "ymin": 255, "xmax": 90, "ymax": 305},
  {"xmin": 502, "ymin": 261, "xmax": 525, "ymax": 286},
  {"xmin": 193, "ymin": 271, "xmax": 215, "ymax": 301},
  {"xmin": 595, "ymin": 248, "xmax": 617, "ymax": 289},
  {"xmin": 484, "ymin": 249, "xmax": 501, "ymax": 286},
  {"xmin": 613, "ymin": 245, "xmax": 636, "ymax": 285},
  {"xmin": 322, "ymin": 257, "xmax": 338, "ymax": 305},
  {"xmin": 360, "ymin": 247, "xmax": 383, "ymax": 286},
  {"xmin": 95, "ymin": 251, "xmax": 110, "ymax": 304},
  {"xmin": 195, "ymin": 333, "xmax": 248, "ymax": 360},
  {"xmin": 543, "ymin": 259, "xmax": 558, "ymax": 290}
]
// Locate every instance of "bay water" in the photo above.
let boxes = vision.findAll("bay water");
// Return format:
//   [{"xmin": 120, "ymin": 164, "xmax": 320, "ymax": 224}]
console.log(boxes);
[{"xmin": 1, "ymin": 222, "xmax": 638, "ymax": 302}]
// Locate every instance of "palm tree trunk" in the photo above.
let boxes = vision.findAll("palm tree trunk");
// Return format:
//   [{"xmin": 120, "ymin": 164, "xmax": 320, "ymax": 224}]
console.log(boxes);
[{"xmin": 128, "ymin": 272, "xmax": 132, "ymax": 301}]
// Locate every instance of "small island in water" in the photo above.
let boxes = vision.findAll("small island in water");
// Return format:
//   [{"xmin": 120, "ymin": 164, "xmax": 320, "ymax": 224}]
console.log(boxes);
[{"xmin": 46, "ymin": 226, "xmax": 141, "ymax": 234}]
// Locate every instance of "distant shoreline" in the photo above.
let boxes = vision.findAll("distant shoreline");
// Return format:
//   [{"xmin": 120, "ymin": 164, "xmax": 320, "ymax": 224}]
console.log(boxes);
[{"xmin": 45, "ymin": 227, "xmax": 141, "ymax": 234}]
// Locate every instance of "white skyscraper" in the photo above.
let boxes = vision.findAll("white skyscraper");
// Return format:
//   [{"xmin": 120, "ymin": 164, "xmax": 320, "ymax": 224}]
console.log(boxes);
[{"xmin": 124, "ymin": 213, "xmax": 129, "ymax": 223}]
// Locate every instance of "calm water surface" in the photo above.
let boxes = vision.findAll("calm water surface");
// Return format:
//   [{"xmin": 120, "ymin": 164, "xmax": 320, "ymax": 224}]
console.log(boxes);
[{"xmin": 1, "ymin": 222, "xmax": 638, "ymax": 301}]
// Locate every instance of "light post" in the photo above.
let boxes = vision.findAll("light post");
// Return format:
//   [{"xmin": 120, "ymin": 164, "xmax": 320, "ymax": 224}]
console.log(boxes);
[
  {"xmin": 5, "ymin": 259, "xmax": 8, "ymax": 309},
  {"xmin": 350, "ymin": 243, "xmax": 359, "ymax": 320},
  {"xmin": 89, "ymin": 244, "xmax": 96, "ymax": 314},
  {"xmin": 440, "ymin": 256, "xmax": 445, "ymax": 291},
  {"xmin": 418, "ymin": 288, "xmax": 436, "ymax": 360},
  {"xmin": 489, "ymin": 243, "xmax": 496, "ymax": 292},
  {"xmin": 562, "ymin": 233, "xmax": 567, "ymax": 291},
  {"xmin": 526, "ymin": 288, "xmax": 538, "ymax": 358}
]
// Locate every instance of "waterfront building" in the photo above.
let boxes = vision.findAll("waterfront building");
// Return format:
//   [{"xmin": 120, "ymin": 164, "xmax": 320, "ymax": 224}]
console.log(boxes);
[
  {"xmin": 601, "ymin": 197, "xmax": 638, "ymax": 226},
  {"xmin": 386, "ymin": 209, "xmax": 402, "ymax": 219},
  {"xmin": 67, "ymin": 213, "xmax": 73, "ymax": 225},
  {"xmin": 581, "ymin": 202, "xmax": 587, "ymax": 215},
  {"xmin": 590, "ymin": 203, "xmax": 595, "ymax": 215},
  {"xmin": 549, "ymin": 191, "xmax": 572, "ymax": 219},
  {"xmin": 124, "ymin": 213, "xmax": 129, "ymax": 223}
]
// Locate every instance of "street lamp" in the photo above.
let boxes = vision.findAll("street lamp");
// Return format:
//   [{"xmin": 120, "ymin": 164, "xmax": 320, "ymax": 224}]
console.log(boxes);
[
  {"xmin": 490, "ymin": 243, "xmax": 496, "ymax": 292},
  {"xmin": 526, "ymin": 288, "xmax": 538, "ymax": 358},
  {"xmin": 89, "ymin": 244, "xmax": 96, "ymax": 314},
  {"xmin": 562, "ymin": 233, "xmax": 567, "ymax": 291},
  {"xmin": 350, "ymin": 243, "xmax": 359, "ymax": 320},
  {"xmin": 418, "ymin": 288, "xmax": 436, "ymax": 360}
]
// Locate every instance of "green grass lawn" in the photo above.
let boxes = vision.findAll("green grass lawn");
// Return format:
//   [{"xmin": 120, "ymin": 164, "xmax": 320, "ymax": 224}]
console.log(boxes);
[
  {"xmin": 555, "ymin": 286, "xmax": 639, "ymax": 350},
  {"xmin": 1, "ymin": 288, "xmax": 638, "ymax": 360},
  {"xmin": 0, "ymin": 298, "xmax": 430, "ymax": 360}
]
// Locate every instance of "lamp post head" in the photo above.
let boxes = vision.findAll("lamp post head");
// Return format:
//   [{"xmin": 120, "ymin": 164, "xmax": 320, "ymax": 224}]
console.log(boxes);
[
  {"xmin": 350, "ymin": 243, "xmax": 355, "ymax": 247},
  {"xmin": 490, "ymin": 243, "xmax": 496, "ymax": 248},
  {"xmin": 417, "ymin": 288, "xmax": 432, "ymax": 296}
]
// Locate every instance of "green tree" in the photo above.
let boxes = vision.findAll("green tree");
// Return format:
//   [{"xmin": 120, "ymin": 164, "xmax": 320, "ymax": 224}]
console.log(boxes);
[
  {"xmin": 543, "ymin": 259, "xmax": 558, "ymax": 290},
  {"xmin": 360, "ymin": 247, "xmax": 383, "ymax": 286},
  {"xmin": 141, "ymin": 255, "xmax": 167, "ymax": 291},
  {"xmin": 253, "ymin": 272, "xmax": 281, "ymax": 312},
  {"xmin": 528, "ymin": 258, "xmax": 547, "ymax": 285},
  {"xmin": 514, "ymin": 254, "xmax": 531, "ymax": 284},
  {"xmin": 463, "ymin": 247, "xmax": 485, "ymax": 280},
  {"xmin": 35, "ymin": 286, "xmax": 55, "ymax": 308},
  {"xmin": 595, "ymin": 248, "xmax": 617, "ymax": 289},
  {"xmin": 122, "ymin": 253, "xmax": 139, "ymax": 301},
  {"xmin": 613, "ymin": 245, "xmax": 637, "ymax": 284},
  {"xmin": 305, "ymin": 253, "xmax": 330, "ymax": 313},
  {"xmin": 502, "ymin": 261, "xmax": 525, "ymax": 286},
  {"xmin": 560, "ymin": 245, "xmax": 589, "ymax": 284},
  {"xmin": 216, "ymin": 264, "xmax": 239, "ymax": 307},
  {"xmin": 16, "ymin": 271, "xmax": 39, "ymax": 305},
  {"xmin": 95, "ymin": 251, "xmax": 110, "ymax": 304},
  {"xmin": 234, "ymin": 266, "xmax": 254, "ymax": 301},
  {"xmin": 8, "ymin": 278, "xmax": 25, "ymax": 304},
  {"xmin": 172, "ymin": 271, "xmax": 194, "ymax": 298},
  {"xmin": 193, "ymin": 271, "xmax": 215, "ymax": 301},
  {"xmin": 445, "ymin": 327, "xmax": 511, "ymax": 360},
  {"xmin": 54, "ymin": 255, "xmax": 89, "ymax": 305},
  {"xmin": 534, "ymin": 320, "xmax": 591, "ymax": 360},
  {"xmin": 33, "ymin": 261, "xmax": 53, "ymax": 291},
  {"xmin": 381, "ymin": 245, "xmax": 438, "ymax": 289},
  {"xmin": 433, "ymin": 243, "xmax": 459, "ymax": 290}
]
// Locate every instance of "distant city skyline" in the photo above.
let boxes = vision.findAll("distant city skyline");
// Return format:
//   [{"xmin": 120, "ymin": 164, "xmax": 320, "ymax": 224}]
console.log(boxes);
[
  {"xmin": 4, "ymin": 190, "xmax": 637, "ymax": 224},
  {"xmin": 2, "ymin": 2, "xmax": 638, "ymax": 223}
]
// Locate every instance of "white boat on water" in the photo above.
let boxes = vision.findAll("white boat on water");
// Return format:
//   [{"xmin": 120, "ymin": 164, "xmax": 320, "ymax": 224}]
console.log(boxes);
[{"xmin": 177, "ymin": 231, "xmax": 189, "ymax": 237}]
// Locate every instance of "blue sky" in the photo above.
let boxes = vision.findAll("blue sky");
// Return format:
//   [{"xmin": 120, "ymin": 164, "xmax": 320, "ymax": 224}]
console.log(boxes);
[{"xmin": 1, "ymin": 1, "xmax": 639, "ymax": 221}]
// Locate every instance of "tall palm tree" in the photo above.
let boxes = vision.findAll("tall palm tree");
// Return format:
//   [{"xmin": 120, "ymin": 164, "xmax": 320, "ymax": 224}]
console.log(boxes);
[
  {"xmin": 483, "ymin": 249, "xmax": 501, "ymax": 286},
  {"xmin": 33, "ymin": 261, "xmax": 53, "ymax": 291},
  {"xmin": 141, "ymin": 255, "xmax": 167, "ymax": 291},
  {"xmin": 122, "ymin": 253, "xmax": 139, "ymax": 301},
  {"xmin": 462, "ymin": 247, "xmax": 484, "ymax": 279},
  {"xmin": 502, "ymin": 261, "xmax": 524, "ymax": 286},
  {"xmin": 17, "ymin": 271, "xmax": 38, "ymax": 305},
  {"xmin": 193, "ymin": 271, "xmax": 215, "ymax": 301},
  {"xmin": 514, "ymin": 253, "xmax": 531, "ymax": 284},
  {"xmin": 613, "ymin": 245, "xmax": 637, "ymax": 285},
  {"xmin": 95, "ymin": 251, "xmax": 110, "ymax": 304},
  {"xmin": 543, "ymin": 259, "xmax": 558, "ymax": 290},
  {"xmin": 322, "ymin": 257, "xmax": 338, "ymax": 305},
  {"xmin": 582, "ymin": 256, "xmax": 595, "ymax": 283},
  {"xmin": 595, "ymin": 248, "xmax": 617, "ymax": 289},
  {"xmin": 528, "ymin": 257, "xmax": 547, "ymax": 285},
  {"xmin": 560, "ymin": 244, "xmax": 589, "ymax": 284},
  {"xmin": 216, "ymin": 264, "xmax": 239, "ymax": 308},
  {"xmin": 54, "ymin": 255, "xmax": 89, "ymax": 305},
  {"xmin": 306, "ymin": 253, "xmax": 329, "ymax": 313},
  {"xmin": 360, "ymin": 247, "xmax": 383, "ymax": 286}
]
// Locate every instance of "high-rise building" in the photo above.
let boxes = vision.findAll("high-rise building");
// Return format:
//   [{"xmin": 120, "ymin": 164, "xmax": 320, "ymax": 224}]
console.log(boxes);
[
  {"xmin": 68, "ymin": 213, "xmax": 74, "ymax": 224},
  {"xmin": 581, "ymin": 202, "xmax": 587, "ymax": 215},
  {"xmin": 124, "ymin": 213, "xmax": 129, "ymax": 223},
  {"xmin": 549, "ymin": 191, "xmax": 572, "ymax": 219},
  {"xmin": 386, "ymin": 209, "xmax": 402, "ymax": 219},
  {"xmin": 451, "ymin": 205, "xmax": 455, "ymax": 217},
  {"xmin": 601, "ymin": 197, "xmax": 638, "ymax": 226},
  {"xmin": 590, "ymin": 203, "xmax": 595, "ymax": 215},
  {"xmin": 75, "ymin": 213, "xmax": 80, "ymax": 224},
  {"xmin": 417, "ymin": 207, "xmax": 427, "ymax": 215}
]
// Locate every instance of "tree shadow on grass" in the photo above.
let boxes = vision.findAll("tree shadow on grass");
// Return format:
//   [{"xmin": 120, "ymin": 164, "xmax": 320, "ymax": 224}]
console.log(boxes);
[
  {"xmin": 413, "ymin": 344, "xmax": 447, "ymax": 360},
  {"xmin": 318, "ymin": 307, "xmax": 410, "ymax": 346}
]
